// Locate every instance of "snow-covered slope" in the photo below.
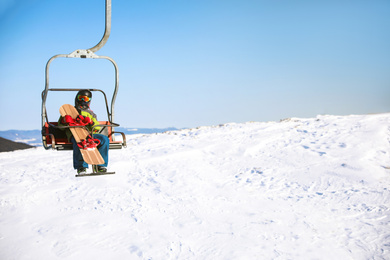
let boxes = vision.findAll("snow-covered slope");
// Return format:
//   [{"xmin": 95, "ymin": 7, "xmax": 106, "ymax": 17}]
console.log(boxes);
[{"xmin": 0, "ymin": 113, "xmax": 389, "ymax": 259}]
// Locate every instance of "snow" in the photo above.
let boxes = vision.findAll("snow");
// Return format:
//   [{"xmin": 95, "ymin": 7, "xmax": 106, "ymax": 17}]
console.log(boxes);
[{"xmin": 0, "ymin": 113, "xmax": 389, "ymax": 259}]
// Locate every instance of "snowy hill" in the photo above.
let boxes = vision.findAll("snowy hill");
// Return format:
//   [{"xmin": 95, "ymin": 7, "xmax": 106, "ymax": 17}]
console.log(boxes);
[
  {"xmin": 0, "ymin": 137, "xmax": 34, "ymax": 152},
  {"xmin": 0, "ymin": 113, "xmax": 389, "ymax": 259}
]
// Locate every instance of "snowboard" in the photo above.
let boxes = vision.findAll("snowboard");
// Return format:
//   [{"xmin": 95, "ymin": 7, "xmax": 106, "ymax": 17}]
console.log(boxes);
[
  {"xmin": 59, "ymin": 104, "xmax": 105, "ymax": 165},
  {"xmin": 76, "ymin": 172, "xmax": 115, "ymax": 177}
]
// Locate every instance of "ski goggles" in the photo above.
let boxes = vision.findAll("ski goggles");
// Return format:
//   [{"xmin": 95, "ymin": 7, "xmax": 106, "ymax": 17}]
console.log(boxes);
[{"xmin": 77, "ymin": 95, "xmax": 91, "ymax": 102}]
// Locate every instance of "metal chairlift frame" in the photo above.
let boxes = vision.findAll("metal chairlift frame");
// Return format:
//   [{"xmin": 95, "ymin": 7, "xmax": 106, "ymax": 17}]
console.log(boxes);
[{"xmin": 41, "ymin": 0, "xmax": 126, "ymax": 150}]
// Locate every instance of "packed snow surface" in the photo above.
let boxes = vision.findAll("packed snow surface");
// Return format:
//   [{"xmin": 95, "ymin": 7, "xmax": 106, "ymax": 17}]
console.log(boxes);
[{"xmin": 1, "ymin": 113, "xmax": 389, "ymax": 259}]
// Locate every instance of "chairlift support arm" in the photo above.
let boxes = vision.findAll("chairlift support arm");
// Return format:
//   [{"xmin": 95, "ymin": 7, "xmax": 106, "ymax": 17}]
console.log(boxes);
[
  {"xmin": 41, "ymin": 0, "xmax": 125, "ymax": 150},
  {"xmin": 41, "ymin": 0, "xmax": 118, "ymax": 128}
]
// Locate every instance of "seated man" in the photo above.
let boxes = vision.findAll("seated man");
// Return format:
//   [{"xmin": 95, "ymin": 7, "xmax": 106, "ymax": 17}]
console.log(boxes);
[{"xmin": 59, "ymin": 89, "xmax": 109, "ymax": 174}]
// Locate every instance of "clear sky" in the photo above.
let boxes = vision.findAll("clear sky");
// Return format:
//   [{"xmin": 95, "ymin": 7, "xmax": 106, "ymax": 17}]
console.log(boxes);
[{"xmin": 0, "ymin": 0, "xmax": 389, "ymax": 130}]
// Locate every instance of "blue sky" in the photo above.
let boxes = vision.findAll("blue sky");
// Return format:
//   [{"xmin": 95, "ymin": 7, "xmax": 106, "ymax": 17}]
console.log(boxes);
[{"xmin": 0, "ymin": 0, "xmax": 389, "ymax": 130}]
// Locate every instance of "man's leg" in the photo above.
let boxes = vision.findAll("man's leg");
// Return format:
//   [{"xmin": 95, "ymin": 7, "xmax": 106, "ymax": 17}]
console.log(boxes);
[
  {"xmin": 93, "ymin": 134, "xmax": 109, "ymax": 167},
  {"xmin": 70, "ymin": 136, "xmax": 88, "ymax": 169}
]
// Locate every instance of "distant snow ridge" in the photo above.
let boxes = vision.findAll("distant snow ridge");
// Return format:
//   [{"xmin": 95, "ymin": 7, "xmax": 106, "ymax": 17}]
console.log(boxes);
[{"xmin": 0, "ymin": 113, "xmax": 389, "ymax": 259}]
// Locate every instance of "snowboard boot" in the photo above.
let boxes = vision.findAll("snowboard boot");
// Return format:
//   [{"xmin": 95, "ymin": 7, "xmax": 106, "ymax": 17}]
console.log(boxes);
[
  {"xmin": 77, "ymin": 167, "xmax": 87, "ymax": 174},
  {"xmin": 97, "ymin": 166, "xmax": 107, "ymax": 172},
  {"xmin": 93, "ymin": 165, "xmax": 107, "ymax": 173}
]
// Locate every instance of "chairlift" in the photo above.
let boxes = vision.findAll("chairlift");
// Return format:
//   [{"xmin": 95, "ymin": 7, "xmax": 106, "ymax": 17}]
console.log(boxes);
[{"xmin": 41, "ymin": 0, "xmax": 126, "ymax": 150}]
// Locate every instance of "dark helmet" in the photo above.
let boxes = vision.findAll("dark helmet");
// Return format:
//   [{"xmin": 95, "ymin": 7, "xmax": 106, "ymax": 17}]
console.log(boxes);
[{"xmin": 75, "ymin": 89, "xmax": 92, "ymax": 110}]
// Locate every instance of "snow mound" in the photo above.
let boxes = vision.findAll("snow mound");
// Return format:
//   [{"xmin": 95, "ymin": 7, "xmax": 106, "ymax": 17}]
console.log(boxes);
[{"xmin": 0, "ymin": 113, "xmax": 389, "ymax": 259}]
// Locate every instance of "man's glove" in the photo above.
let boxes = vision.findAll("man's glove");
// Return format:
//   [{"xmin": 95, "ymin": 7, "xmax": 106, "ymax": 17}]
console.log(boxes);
[
  {"xmin": 76, "ymin": 115, "xmax": 93, "ymax": 125},
  {"xmin": 61, "ymin": 115, "xmax": 73, "ymax": 124},
  {"xmin": 83, "ymin": 116, "xmax": 93, "ymax": 125}
]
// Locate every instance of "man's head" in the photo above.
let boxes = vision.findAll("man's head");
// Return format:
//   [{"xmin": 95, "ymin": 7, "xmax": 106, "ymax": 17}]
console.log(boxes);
[{"xmin": 75, "ymin": 89, "xmax": 92, "ymax": 109}]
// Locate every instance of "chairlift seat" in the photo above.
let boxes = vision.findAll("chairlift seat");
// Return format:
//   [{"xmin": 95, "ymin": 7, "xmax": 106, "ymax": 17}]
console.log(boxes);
[{"xmin": 42, "ymin": 121, "xmax": 126, "ymax": 150}]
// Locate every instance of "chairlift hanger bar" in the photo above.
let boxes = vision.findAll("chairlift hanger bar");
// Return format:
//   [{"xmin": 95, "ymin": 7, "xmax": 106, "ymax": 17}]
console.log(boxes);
[
  {"xmin": 63, "ymin": 0, "xmax": 112, "ymax": 58},
  {"xmin": 89, "ymin": 0, "xmax": 111, "ymax": 53},
  {"xmin": 50, "ymin": 0, "xmax": 111, "ymax": 58}
]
